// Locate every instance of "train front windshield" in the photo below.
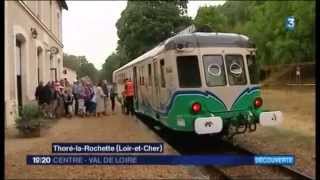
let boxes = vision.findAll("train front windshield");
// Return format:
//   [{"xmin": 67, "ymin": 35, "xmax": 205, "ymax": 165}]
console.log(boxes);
[
  {"xmin": 177, "ymin": 54, "xmax": 259, "ymax": 88},
  {"xmin": 203, "ymin": 54, "xmax": 249, "ymax": 87},
  {"xmin": 203, "ymin": 55, "xmax": 226, "ymax": 87},
  {"xmin": 225, "ymin": 55, "xmax": 247, "ymax": 85}
]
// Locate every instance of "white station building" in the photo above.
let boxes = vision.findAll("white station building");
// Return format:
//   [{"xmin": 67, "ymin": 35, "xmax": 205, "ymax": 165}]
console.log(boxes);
[{"xmin": 5, "ymin": 0, "xmax": 68, "ymax": 127}]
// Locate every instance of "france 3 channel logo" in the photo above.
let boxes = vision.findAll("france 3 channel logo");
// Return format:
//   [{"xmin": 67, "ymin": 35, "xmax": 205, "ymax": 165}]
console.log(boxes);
[{"xmin": 286, "ymin": 16, "xmax": 295, "ymax": 31}]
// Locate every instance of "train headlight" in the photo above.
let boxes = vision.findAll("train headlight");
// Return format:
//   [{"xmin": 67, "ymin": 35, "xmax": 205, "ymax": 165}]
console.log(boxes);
[
  {"xmin": 192, "ymin": 102, "xmax": 201, "ymax": 113},
  {"xmin": 254, "ymin": 97, "xmax": 263, "ymax": 108}
]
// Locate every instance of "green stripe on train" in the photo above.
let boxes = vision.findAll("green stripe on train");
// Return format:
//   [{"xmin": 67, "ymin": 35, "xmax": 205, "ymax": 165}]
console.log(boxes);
[{"xmin": 136, "ymin": 90, "xmax": 262, "ymax": 132}]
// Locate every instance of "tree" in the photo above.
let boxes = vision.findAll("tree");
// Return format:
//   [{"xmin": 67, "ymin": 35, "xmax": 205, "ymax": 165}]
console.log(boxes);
[
  {"xmin": 194, "ymin": 1, "xmax": 315, "ymax": 65},
  {"xmin": 116, "ymin": 0, "xmax": 192, "ymax": 63},
  {"xmin": 63, "ymin": 53, "xmax": 99, "ymax": 82},
  {"xmin": 78, "ymin": 62, "xmax": 99, "ymax": 83},
  {"xmin": 194, "ymin": 6, "xmax": 227, "ymax": 32},
  {"xmin": 99, "ymin": 52, "xmax": 121, "ymax": 82}
]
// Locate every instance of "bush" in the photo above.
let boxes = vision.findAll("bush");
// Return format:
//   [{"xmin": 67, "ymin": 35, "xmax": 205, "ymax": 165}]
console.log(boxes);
[{"xmin": 15, "ymin": 103, "xmax": 44, "ymax": 135}]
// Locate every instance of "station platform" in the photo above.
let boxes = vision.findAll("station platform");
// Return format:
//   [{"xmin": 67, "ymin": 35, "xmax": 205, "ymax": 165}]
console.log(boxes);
[{"xmin": 5, "ymin": 104, "xmax": 208, "ymax": 179}]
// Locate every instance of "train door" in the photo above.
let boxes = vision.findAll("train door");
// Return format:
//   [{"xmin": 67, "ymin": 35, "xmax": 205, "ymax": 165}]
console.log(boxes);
[
  {"xmin": 133, "ymin": 66, "xmax": 139, "ymax": 110},
  {"xmin": 152, "ymin": 59, "xmax": 160, "ymax": 111},
  {"xmin": 159, "ymin": 58, "xmax": 168, "ymax": 111}
]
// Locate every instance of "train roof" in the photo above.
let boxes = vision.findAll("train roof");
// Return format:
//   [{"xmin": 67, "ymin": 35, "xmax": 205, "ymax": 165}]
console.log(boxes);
[
  {"xmin": 165, "ymin": 32, "xmax": 254, "ymax": 50},
  {"xmin": 114, "ymin": 32, "xmax": 254, "ymax": 73}
]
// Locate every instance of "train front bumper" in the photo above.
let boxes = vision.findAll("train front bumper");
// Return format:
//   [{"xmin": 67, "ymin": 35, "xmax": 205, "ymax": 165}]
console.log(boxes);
[
  {"xmin": 259, "ymin": 111, "xmax": 283, "ymax": 126},
  {"xmin": 194, "ymin": 116, "xmax": 223, "ymax": 134}
]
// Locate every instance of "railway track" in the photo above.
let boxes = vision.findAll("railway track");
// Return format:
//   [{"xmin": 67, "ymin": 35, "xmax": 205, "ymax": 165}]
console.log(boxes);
[{"xmin": 135, "ymin": 113, "xmax": 314, "ymax": 180}]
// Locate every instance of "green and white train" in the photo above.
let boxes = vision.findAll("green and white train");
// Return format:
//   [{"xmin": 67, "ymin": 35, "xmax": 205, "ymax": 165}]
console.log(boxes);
[{"xmin": 113, "ymin": 32, "xmax": 283, "ymax": 137}]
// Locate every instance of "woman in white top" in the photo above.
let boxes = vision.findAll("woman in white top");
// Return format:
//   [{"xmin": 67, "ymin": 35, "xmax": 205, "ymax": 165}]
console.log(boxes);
[{"xmin": 95, "ymin": 82, "xmax": 106, "ymax": 117}]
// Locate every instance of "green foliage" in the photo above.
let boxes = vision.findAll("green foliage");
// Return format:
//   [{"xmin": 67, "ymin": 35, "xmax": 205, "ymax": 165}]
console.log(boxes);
[
  {"xmin": 15, "ymin": 103, "xmax": 43, "ymax": 134},
  {"xmin": 116, "ymin": 0, "xmax": 192, "ymax": 63},
  {"xmin": 63, "ymin": 53, "xmax": 88, "ymax": 72},
  {"xmin": 63, "ymin": 53, "xmax": 99, "ymax": 82},
  {"xmin": 77, "ymin": 62, "xmax": 99, "ymax": 83},
  {"xmin": 100, "ymin": 1, "xmax": 192, "ymax": 81},
  {"xmin": 194, "ymin": 1, "xmax": 315, "ymax": 65},
  {"xmin": 194, "ymin": 5, "xmax": 227, "ymax": 32},
  {"xmin": 99, "ymin": 52, "xmax": 121, "ymax": 82}
]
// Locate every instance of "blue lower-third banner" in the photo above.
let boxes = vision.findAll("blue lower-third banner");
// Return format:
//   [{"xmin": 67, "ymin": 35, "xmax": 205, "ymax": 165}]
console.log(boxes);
[{"xmin": 27, "ymin": 155, "xmax": 294, "ymax": 166}]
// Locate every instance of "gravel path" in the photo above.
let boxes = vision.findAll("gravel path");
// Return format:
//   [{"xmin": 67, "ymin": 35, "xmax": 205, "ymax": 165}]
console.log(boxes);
[{"xmin": 5, "ymin": 107, "xmax": 208, "ymax": 180}]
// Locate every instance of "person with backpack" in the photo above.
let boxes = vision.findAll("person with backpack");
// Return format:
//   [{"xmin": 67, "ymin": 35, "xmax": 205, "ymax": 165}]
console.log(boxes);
[
  {"xmin": 35, "ymin": 81, "xmax": 44, "ymax": 106},
  {"xmin": 39, "ymin": 81, "xmax": 53, "ymax": 118}
]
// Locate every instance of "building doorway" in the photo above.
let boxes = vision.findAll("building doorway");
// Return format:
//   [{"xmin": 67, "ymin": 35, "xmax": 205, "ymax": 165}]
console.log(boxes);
[
  {"xmin": 15, "ymin": 40, "xmax": 23, "ymax": 110},
  {"xmin": 50, "ymin": 68, "xmax": 57, "ymax": 82}
]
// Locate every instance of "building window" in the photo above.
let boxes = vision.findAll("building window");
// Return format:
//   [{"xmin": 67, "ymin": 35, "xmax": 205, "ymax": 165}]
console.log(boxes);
[
  {"xmin": 57, "ymin": 12, "xmax": 60, "ymax": 39},
  {"xmin": 50, "ymin": 0, "xmax": 52, "ymax": 30},
  {"xmin": 37, "ymin": 1, "xmax": 41, "ymax": 18}
]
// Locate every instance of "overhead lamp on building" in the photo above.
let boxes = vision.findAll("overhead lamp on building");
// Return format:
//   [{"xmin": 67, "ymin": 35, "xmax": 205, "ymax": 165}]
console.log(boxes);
[
  {"xmin": 30, "ymin": 27, "xmax": 38, "ymax": 39},
  {"xmin": 46, "ymin": 46, "xmax": 59, "ymax": 56}
]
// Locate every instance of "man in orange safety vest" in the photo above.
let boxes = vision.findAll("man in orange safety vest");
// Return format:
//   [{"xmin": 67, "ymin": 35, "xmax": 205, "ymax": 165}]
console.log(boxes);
[{"xmin": 124, "ymin": 78, "xmax": 135, "ymax": 115}]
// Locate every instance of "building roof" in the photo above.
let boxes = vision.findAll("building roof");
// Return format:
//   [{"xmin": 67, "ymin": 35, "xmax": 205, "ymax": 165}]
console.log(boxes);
[{"xmin": 58, "ymin": 0, "xmax": 68, "ymax": 10}]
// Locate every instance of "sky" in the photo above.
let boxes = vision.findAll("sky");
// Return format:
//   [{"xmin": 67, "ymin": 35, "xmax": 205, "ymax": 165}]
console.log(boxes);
[{"xmin": 62, "ymin": 1, "xmax": 225, "ymax": 70}]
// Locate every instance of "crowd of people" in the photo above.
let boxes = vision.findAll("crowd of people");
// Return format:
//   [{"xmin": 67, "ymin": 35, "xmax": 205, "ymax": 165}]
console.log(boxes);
[
  {"xmin": 34, "ymin": 77, "xmax": 135, "ymax": 119},
  {"xmin": 34, "ymin": 78, "xmax": 118, "ymax": 119}
]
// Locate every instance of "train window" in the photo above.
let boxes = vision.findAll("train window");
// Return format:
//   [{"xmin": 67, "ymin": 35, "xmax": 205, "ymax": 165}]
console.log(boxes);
[
  {"xmin": 148, "ymin": 64, "xmax": 152, "ymax": 86},
  {"xmin": 225, "ymin": 55, "xmax": 247, "ymax": 85},
  {"xmin": 160, "ymin": 59, "xmax": 166, "ymax": 88},
  {"xmin": 141, "ymin": 66, "xmax": 144, "ymax": 86},
  {"xmin": 153, "ymin": 61, "xmax": 159, "ymax": 87},
  {"xmin": 139, "ymin": 69, "xmax": 141, "ymax": 85},
  {"xmin": 177, "ymin": 56, "xmax": 201, "ymax": 88},
  {"xmin": 247, "ymin": 55, "xmax": 259, "ymax": 84},
  {"xmin": 203, "ymin": 55, "xmax": 226, "ymax": 86}
]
